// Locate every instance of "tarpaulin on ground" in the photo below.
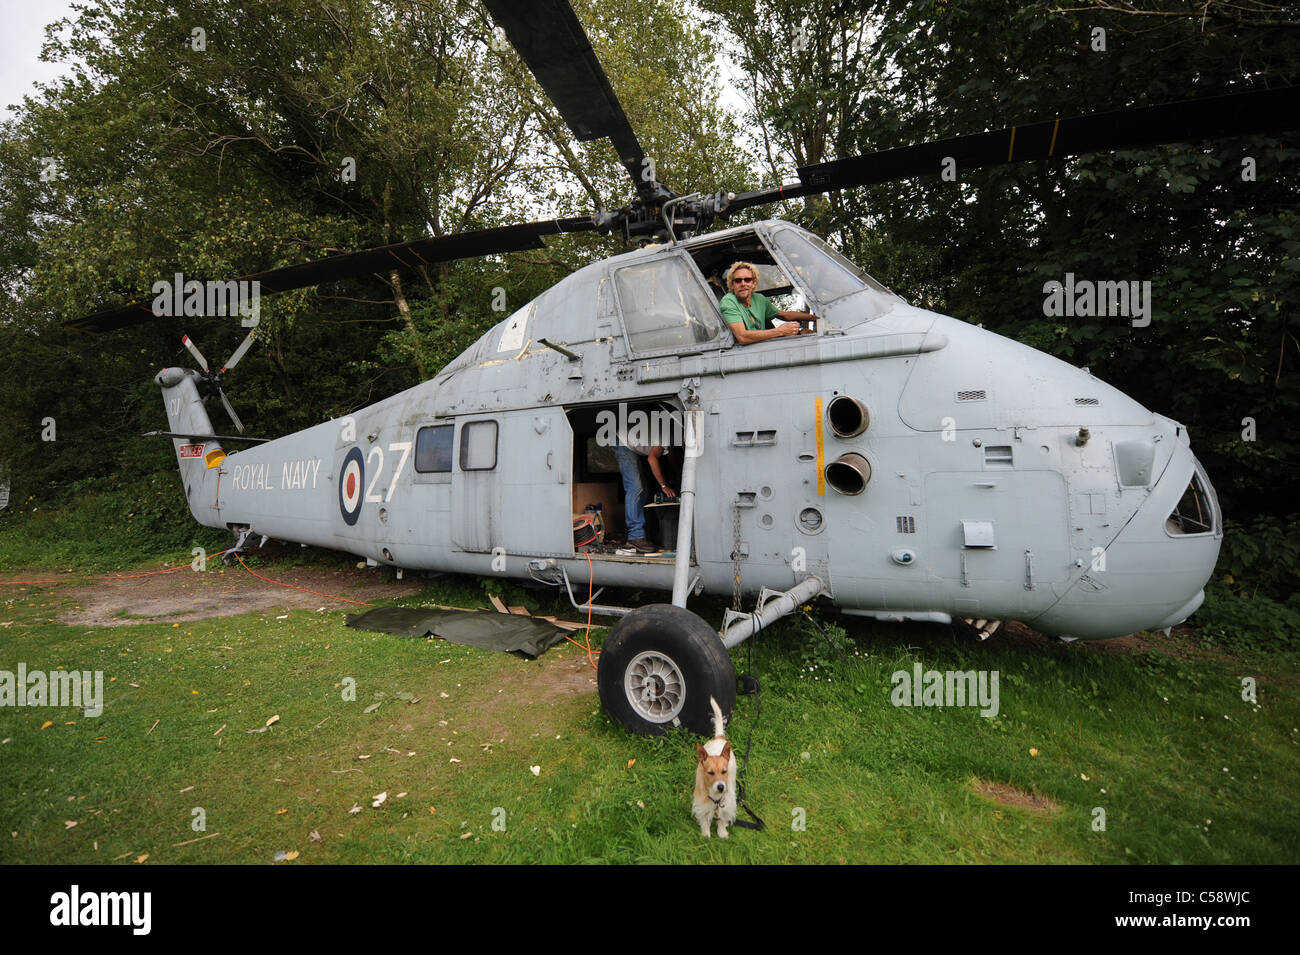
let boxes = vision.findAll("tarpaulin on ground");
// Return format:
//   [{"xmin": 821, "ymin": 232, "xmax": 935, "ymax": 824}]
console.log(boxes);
[{"xmin": 344, "ymin": 606, "xmax": 568, "ymax": 658}]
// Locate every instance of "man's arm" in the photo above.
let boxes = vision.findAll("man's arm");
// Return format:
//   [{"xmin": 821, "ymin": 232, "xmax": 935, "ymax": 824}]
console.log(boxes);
[
  {"xmin": 646, "ymin": 446, "xmax": 676, "ymax": 498},
  {"xmin": 772, "ymin": 295, "xmax": 816, "ymax": 329},
  {"xmin": 728, "ymin": 320, "xmax": 799, "ymax": 344},
  {"xmin": 764, "ymin": 295, "xmax": 814, "ymax": 333}
]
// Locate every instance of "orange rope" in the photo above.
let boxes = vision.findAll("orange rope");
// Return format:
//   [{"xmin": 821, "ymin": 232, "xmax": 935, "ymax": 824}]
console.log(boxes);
[
  {"xmin": 561, "ymin": 552, "xmax": 600, "ymax": 670},
  {"xmin": 234, "ymin": 555, "xmax": 375, "ymax": 606},
  {"xmin": 102, "ymin": 563, "xmax": 192, "ymax": 580}
]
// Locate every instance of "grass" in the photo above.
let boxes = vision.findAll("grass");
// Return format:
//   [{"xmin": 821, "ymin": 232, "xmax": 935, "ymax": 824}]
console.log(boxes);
[{"xmin": 2, "ymin": 550, "xmax": 1297, "ymax": 865}]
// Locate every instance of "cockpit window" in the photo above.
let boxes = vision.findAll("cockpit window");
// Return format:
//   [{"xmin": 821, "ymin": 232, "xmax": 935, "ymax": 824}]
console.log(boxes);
[
  {"xmin": 615, "ymin": 255, "xmax": 724, "ymax": 354},
  {"xmin": 1166, "ymin": 464, "xmax": 1219, "ymax": 536},
  {"xmin": 770, "ymin": 228, "xmax": 897, "ymax": 305}
]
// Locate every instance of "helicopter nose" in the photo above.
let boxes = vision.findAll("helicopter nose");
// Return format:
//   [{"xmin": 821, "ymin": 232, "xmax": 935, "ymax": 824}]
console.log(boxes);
[{"xmin": 1030, "ymin": 439, "xmax": 1221, "ymax": 640}]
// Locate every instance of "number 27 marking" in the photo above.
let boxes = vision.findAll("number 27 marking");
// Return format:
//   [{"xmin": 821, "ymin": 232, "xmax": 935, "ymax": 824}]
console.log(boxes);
[{"xmin": 364, "ymin": 442, "xmax": 412, "ymax": 503}]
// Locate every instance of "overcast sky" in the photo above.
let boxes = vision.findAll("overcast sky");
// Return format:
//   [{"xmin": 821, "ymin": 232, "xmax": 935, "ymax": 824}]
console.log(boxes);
[{"xmin": 0, "ymin": 0, "xmax": 78, "ymax": 115}]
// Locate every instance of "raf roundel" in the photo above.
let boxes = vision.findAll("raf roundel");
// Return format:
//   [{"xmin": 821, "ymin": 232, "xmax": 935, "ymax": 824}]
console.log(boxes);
[{"xmin": 339, "ymin": 447, "xmax": 364, "ymax": 525}]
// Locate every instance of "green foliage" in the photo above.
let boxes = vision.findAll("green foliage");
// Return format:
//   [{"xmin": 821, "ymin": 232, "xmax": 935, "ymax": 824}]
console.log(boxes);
[
  {"xmin": 1194, "ymin": 585, "xmax": 1300, "ymax": 651},
  {"xmin": 1217, "ymin": 514, "xmax": 1300, "ymax": 602},
  {"xmin": 0, "ymin": 469, "xmax": 226, "ymax": 572},
  {"xmin": 1196, "ymin": 513, "xmax": 1300, "ymax": 650},
  {"xmin": 0, "ymin": 0, "xmax": 744, "ymax": 526},
  {"xmin": 791, "ymin": 611, "xmax": 860, "ymax": 680},
  {"xmin": 703, "ymin": 0, "xmax": 1300, "ymax": 527}
]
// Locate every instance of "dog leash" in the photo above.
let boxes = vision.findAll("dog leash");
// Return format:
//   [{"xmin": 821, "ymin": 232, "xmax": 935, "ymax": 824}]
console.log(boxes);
[
  {"xmin": 733, "ymin": 719, "xmax": 765, "ymax": 830},
  {"xmin": 732, "ymin": 616, "xmax": 766, "ymax": 832}
]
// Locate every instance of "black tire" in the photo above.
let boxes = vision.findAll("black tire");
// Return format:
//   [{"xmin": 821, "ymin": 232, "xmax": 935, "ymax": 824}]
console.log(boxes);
[{"xmin": 597, "ymin": 604, "xmax": 735, "ymax": 736}]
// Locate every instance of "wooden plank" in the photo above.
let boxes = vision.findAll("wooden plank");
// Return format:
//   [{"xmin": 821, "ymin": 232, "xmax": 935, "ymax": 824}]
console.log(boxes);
[
  {"xmin": 488, "ymin": 594, "xmax": 508, "ymax": 614},
  {"xmin": 540, "ymin": 615, "xmax": 589, "ymax": 631}
]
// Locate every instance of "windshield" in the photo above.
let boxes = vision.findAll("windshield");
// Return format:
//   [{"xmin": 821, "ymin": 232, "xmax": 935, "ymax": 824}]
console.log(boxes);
[{"xmin": 770, "ymin": 228, "xmax": 898, "ymax": 306}]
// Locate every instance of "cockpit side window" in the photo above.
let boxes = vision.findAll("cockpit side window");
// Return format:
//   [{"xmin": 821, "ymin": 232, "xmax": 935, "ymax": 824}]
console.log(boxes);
[
  {"xmin": 770, "ymin": 228, "xmax": 898, "ymax": 306},
  {"xmin": 614, "ymin": 255, "xmax": 725, "ymax": 355},
  {"xmin": 1165, "ymin": 462, "xmax": 1221, "ymax": 536}
]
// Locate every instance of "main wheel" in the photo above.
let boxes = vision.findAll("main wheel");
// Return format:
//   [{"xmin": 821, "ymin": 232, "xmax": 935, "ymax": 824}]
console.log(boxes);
[{"xmin": 597, "ymin": 604, "xmax": 736, "ymax": 736}]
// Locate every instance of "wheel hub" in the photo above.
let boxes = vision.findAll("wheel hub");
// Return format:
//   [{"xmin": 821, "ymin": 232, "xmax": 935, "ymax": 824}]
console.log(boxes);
[{"xmin": 624, "ymin": 650, "xmax": 685, "ymax": 723}]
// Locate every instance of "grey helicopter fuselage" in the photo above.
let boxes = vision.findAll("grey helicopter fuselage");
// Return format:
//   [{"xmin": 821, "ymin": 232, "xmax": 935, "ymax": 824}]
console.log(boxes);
[{"xmin": 155, "ymin": 218, "xmax": 1221, "ymax": 640}]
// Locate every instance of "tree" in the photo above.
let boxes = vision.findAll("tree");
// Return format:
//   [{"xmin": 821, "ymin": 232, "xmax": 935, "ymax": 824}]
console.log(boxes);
[
  {"xmin": 702, "ymin": 0, "xmax": 1300, "ymax": 518},
  {"xmin": 0, "ymin": 0, "xmax": 749, "ymax": 512}
]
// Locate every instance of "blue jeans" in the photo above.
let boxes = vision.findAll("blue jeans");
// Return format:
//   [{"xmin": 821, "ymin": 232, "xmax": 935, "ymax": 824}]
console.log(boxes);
[{"xmin": 613, "ymin": 445, "xmax": 647, "ymax": 540}]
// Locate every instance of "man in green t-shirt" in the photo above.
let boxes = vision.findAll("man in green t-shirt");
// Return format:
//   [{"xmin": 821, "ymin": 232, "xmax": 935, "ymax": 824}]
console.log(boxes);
[{"xmin": 718, "ymin": 261, "xmax": 818, "ymax": 344}]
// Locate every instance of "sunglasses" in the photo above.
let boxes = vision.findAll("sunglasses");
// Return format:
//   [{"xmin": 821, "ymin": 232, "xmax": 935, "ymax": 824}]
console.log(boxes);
[{"xmin": 731, "ymin": 275, "xmax": 755, "ymax": 284}]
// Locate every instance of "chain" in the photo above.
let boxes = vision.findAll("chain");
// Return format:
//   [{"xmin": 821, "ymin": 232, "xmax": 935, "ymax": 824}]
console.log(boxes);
[{"xmin": 731, "ymin": 502, "xmax": 743, "ymax": 611}]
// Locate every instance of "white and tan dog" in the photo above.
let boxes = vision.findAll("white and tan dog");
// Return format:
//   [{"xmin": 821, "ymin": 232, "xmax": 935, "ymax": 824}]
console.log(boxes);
[{"xmin": 693, "ymin": 697, "xmax": 738, "ymax": 838}]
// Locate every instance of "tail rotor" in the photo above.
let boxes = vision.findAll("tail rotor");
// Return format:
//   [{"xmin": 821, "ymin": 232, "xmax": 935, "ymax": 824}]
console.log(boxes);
[{"xmin": 179, "ymin": 330, "xmax": 256, "ymax": 433}]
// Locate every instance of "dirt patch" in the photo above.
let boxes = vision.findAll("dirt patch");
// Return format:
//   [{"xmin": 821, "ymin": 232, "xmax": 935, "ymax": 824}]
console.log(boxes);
[
  {"xmin": 451, "ymin": 650, "xmax": 599, "ymax": 738},
  {"xmin": 1069, "ymin": 624, "xmax": 1194, "ymax": 658},
  {"xmin": 972, "ymin": 779, "xmax": 1060, "ymax": 816},
  {"xmin": 32, "ymin": 563, "xmax": 427, "ymax": 628},
  {"xmin": 19, "ymin": 558, "xmax": 601, "ymax": 736},
  {"xmin": 963, "ymin": 619, "xmax": 1216, "ymax": 661},
  {"xmin": 4, "ymin": 555, "xmax": 598, "ymax": 706}
]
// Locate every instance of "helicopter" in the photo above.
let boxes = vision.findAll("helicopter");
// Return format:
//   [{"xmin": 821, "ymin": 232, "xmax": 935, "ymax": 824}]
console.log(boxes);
[{"xmin": 67, "ymin": 0, "xmax": 1298, "ymax": 736}]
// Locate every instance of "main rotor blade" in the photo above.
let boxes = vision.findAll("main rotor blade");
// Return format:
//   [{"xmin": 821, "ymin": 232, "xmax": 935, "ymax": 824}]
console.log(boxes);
[
  {"xmin": 221, "ymin": 329, "xmax": 257, "ymax": 373},
  {"xmin": 181, "ymin": 334, "xmax": 210, "ymax": 372},
  {"xmin": 731, "ymin": 85, "xmax": 1300, "ymax": 212},
  {"xmin": 483, "ymin": 0, "xmax": 661, "ymax": 204},
  {"xmin": 67, "ymin": 217, "xmax": 594, "ymax": 332}
]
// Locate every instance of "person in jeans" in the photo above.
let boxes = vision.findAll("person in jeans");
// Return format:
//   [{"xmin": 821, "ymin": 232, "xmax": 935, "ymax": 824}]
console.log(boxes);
[{"xmin": 613, "ymin": 434, "xmax": 675, "ymax": 554}]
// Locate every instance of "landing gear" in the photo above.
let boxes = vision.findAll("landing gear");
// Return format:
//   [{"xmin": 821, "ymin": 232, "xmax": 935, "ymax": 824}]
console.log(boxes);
[
  {"xmin": 598, "ymin": 604, "xmax": 735, "ymax": 736},
  {"xmin": 221, "ymin": 527, "xmax": 273, "ymax": 565},
  {"xmin": 221, "ymin": 527, "xmax": 256, "ymax": 565}
]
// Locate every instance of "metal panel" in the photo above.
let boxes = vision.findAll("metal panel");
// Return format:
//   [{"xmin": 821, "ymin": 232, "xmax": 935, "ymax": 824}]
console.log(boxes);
[
  {"xmin": 961, "ymin": 520, "xmax": 997, "ymax": 548},
  {"xmin": 924, "ymin": 471, "xmax": 1071, "ymax": 613}
]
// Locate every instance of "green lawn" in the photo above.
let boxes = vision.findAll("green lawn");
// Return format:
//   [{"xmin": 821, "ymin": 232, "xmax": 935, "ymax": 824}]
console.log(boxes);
[{"xmin": 2, "ymin": 555, "xmax": 1296, "ymax": 864}]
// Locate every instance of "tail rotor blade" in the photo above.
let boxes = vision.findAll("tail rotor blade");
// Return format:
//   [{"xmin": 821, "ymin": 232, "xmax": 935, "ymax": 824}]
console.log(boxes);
[
  {"xmin": 218, "ymin": 388, "xmax": 245, "ymax": 434},
  {"xmin": 221, "ymin": 329, "xmax": 257, "ymax": 373},
  {"xmin": 181, "ymin": 335, "xmax": 210, "ymax": 372}
]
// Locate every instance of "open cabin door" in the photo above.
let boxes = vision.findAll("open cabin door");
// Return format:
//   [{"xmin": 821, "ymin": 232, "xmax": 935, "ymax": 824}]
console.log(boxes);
[{"xmin": 452, "ymin": 408, "xmax": 574, "ymax": 558}]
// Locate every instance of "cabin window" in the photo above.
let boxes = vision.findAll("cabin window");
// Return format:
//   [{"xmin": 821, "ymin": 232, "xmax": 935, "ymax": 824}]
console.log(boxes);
[
  {"xmin": 415, "ymin": 424, "xmax": 454, "ymax": 473},
  {"xmin": 615, "ymin": 256, "xmax": 723, "ymax": 354},
  {"xmin": 459, "ymin": 420, "xmax": 498, "ymax": 471},
  {"xmin": 685, "ymin": 231, "xmax": 810, "ymax": 320}
]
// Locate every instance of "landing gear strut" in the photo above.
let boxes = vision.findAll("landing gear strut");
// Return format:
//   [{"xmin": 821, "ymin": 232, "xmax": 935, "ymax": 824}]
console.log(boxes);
[{"xmin": 221, "ymin": 527, "xmax": 256, "ymax": 565}]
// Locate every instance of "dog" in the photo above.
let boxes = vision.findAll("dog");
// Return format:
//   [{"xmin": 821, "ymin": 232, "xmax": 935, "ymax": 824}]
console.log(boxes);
[{"xmin": 693, "ymin": 697, "xmax": 738, "ymax": 838}]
